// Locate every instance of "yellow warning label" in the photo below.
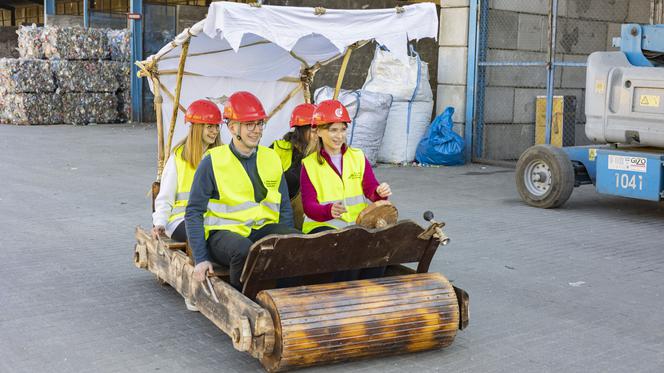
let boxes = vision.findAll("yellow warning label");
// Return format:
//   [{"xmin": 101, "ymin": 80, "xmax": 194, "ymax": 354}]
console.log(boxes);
[
  {"xmin": 589, "ymin": 148, "xmax": 597, "ymax": 161},
  {"xmin": 594, "ymin": 80, "xmax": 605, "ymax": 94},
  {"xmin": 639, "ymin": 95, "xmax": 661, "ymax": 107}
]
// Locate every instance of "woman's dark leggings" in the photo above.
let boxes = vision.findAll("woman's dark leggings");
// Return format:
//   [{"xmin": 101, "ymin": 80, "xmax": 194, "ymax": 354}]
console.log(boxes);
[{"xmin": 171, "ymin": 221, "xmax": 188, "ymax": 242}]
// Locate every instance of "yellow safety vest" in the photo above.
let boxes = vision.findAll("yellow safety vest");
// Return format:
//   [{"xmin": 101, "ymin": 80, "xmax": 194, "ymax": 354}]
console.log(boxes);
[
  {"xmin": 301, "ymin": 147, "xmax": 368, "ymax": 233},
  {"xmin": 272, "ymin": 139, "xmax": 293, "ymax": 171},
  {"xmin": 168, "ymin": 145, "xmax": 197, "ymax": 223},
  {"xmin": 204, "ymin": 145, "xmax": 283, "ymax": 238}
]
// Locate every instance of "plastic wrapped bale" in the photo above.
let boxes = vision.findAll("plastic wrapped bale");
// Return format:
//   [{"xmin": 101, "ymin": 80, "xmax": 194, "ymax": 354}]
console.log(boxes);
[
  {"xmin": 62, "ymin": 93, "xmax": 118, "ymax": 124},
  {"xmin": 16, "ymin": 25, "xmax": 45, "ymax": 59},
  {"xmin": 110, "ymin": 61, "xmax": 131, "ymax": 91},
  {"xmin": 117, "ymin": 90, "xmax": 131, "ymax": 123},
  {"xmin": 1, "ymin": 93, "xmax": 63, "ymax": 125},
  {"xmin": 0, "ymin": 59, "xmax": 55, "ymax": 95},
  {"xmin": 107, "ymin": 29, "xmax": 131, "ymax": 61},
  {"xmin": 314, "ymin": 86, "xmax": 392, "ymax": 165},
  {"xmin": 53, "ymin": 60, "xmax": 120, "ymax": 93},
  {"xmin": 42, "ymin": 26, "xmax": 110, "ymax": 60}
]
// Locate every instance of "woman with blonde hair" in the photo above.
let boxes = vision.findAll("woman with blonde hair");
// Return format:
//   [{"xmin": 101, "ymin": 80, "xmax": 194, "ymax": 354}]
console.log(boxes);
[{"xmin": 152, "ymin": 99, "xmax": 222, "ymax": 242}]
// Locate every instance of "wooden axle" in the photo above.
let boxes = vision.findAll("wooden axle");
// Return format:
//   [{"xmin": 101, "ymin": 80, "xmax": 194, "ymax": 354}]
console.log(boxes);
[{"xmin": 256, "ymin": 273, "xmax": 459, "ymax": 372}]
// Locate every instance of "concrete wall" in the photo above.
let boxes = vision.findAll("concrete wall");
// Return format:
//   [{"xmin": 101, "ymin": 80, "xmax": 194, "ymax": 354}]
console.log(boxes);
[
  {"xmin": 478, "ymin": 0, "xmax": 652, "ymax": 160},
  {"xmin": 0, "ymin": 27, "xmax": 19, "ymax": 58},
  {"xmin": 176, "ymin": 5, "xmax": 207, "ymax": 34},
  {"xmin": 437, "ymin": 0, "xmax": 470, "ymax": 137}
]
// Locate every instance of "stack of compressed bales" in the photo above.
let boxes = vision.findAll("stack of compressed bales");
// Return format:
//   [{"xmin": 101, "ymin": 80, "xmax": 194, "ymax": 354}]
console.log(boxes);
[
  {"xmin": 16, "ymin": 24, "xmax": 45, "ymax": 59},
  {"xmin": 108, "ymin": 29, "xmax": 132, "ymax": 122},
  {"xmin": 0, "ymin": 59, "xmax": 61, "ymax": 125},
  {"xmin": 42, "ymin": 26, "xmax": 110, "ymax": 60},
  {"xmin": 52, "ymin": 60, "xmax": 119, "ymax": 124},
  {"xmin": 0, "ymin": 25, "xmax": 131, "ymax": 125}
]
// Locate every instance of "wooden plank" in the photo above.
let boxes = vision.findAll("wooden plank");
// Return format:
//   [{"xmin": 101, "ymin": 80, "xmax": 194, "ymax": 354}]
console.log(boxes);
[
  {"xmin": 134, "ymin": 227, "xmax": 274, "ymax": 359},
  {"xmin": 241, "ymin": 220, "xmax": 438, "ymax": 296}
]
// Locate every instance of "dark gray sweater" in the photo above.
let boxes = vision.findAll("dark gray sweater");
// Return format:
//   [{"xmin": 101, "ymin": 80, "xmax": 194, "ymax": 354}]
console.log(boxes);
[{"xmin": 185, "ymin": 142, "xmax": 294, "ymax": 264}]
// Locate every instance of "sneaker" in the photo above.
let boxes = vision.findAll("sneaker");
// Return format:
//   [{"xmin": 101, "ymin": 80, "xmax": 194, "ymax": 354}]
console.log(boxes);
[{"xmin": 184, "ymin": 298, "xmax": 199, "ymax": 312}]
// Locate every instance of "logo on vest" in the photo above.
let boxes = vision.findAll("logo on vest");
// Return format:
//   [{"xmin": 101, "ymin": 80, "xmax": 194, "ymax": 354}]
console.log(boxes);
[
  {"xmin": 264, "ymin": 179, "xmax": 278, "ymax": 188},
  {"xmin": 348, "ymin": 171, "xmax": 362, "ymax": 180}
]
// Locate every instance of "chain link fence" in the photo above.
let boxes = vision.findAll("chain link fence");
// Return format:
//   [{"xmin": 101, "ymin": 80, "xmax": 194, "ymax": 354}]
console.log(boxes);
[{"xmin": 473, "ymin": 0, "xmax": 655, "ymax": 163}]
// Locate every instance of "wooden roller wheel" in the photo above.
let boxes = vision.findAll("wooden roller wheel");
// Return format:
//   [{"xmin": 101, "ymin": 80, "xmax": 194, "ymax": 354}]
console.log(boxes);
[
  {"xmin": 356, "ymin": 200, "xmax": 398, "ymax": 229},
  {"xmin": 256, "ymin": 273, "xmax": 459, "ymax": 372}
]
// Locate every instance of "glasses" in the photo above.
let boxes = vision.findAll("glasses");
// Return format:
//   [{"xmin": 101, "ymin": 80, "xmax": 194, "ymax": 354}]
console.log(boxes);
[{"xmin": 244, "ymin": 120, "xmax": 265, "ymax": 132}]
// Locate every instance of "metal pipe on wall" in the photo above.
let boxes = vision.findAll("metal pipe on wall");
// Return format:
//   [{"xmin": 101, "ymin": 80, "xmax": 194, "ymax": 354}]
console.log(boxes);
[
  {"xmin": 130, "ymin": 0, "xmax": 143, "ymax": 123},
  {"xmin": 83, "ymin": 0, "xmax": 89, "ymax": 28},
  {"xmin": 464, "ymin": 0, "xmax": 479, "ymax": 163},
  {"xmin": 544, "ymin": 0, "xmax": 559, "ymax": 145}
]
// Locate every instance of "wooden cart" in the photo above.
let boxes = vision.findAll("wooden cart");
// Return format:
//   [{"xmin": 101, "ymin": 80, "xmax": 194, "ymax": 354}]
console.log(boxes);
[{"xmin": 133, "ymin": 215, "xmax": 468, "ymax": 372}]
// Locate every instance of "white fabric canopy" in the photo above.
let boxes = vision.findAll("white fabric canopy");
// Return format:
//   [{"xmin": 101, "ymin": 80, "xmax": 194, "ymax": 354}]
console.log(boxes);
[{"xmin": 144, "ymin": 1, "xmax": 438, "ymax": 149}]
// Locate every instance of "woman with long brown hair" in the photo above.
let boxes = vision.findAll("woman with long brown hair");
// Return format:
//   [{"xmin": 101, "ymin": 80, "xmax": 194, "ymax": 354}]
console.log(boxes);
[
  {"xmin": 300, "ymin": 100, "xmax": 391, "ymax": 235},
  {"xmin": 152, "ymin": 99, "xmax": 222, "ymax": 242},
  {"xmin": 270, "ymin": 103, "xmax": 316, "ymax": 229}
]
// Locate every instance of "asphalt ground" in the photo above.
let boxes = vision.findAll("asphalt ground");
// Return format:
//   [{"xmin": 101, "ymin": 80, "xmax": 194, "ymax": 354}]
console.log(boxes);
[{"xmin": 1, "ymin": 124, "xmax": 663, "ymax": 372}]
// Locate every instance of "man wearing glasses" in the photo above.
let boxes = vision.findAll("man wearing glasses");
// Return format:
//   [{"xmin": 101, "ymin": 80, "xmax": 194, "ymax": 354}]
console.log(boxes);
[{"xmin": 185, "ymin": 91, "xmax": 300, "ymax": 292}]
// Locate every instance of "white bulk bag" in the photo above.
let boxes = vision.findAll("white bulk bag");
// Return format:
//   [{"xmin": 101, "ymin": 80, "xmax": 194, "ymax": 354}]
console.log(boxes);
[
  {"xmin": 362, "ymin": 46, "xmax": 433, "ymax": 102},
  {"xmin": 314, "ymin": 86, "xmax": 393, "ymax": 165},
  {"xmin": 378, "ymin": 100, "xmax": 434, "ymax": 164}
]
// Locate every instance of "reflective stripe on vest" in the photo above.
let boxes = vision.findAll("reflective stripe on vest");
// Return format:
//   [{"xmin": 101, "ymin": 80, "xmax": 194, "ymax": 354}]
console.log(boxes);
[
  {"xmin": 301, "ymin": 147, "xmax": 368, "ymax": 234},
  {"xmin": 204, "ymin": 145, "xmax": 283, "ymax": 238},
  {"xmin": 272, "ymin": 139, "xmax": 293, "ymax": 171},
  {"xmin": 168, "ymin": 146, "xmax": 197, "ymax": 223}
]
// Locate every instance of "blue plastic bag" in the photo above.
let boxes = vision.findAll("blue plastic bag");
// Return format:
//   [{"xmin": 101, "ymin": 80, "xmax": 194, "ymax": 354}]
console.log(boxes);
[{"xmin": 415, "ymin": 107, "xmax": 465, "ymax": 166}]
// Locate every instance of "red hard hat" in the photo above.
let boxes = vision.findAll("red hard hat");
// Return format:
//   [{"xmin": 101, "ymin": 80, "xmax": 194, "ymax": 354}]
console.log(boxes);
[
  {"xmin": 311, "ymin": 100, "xmax": 350, "ymax": 127},
  {"xmin": 223, "ymin": 91, "xmax": 267, "ymax": 122},
  {"xmin": 289, "ymin": 103, "xmax": 316, "ymax": 128},
  {"xmin": 185, "ymin": 99, "xmax": 222, "ymax": 124}
]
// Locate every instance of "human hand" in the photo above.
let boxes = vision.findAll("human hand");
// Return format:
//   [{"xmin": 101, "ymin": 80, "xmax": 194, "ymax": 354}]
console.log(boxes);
[
  {"xmin": 194, "ymin": 261, "xmax": 214, "ymax": 282},
  {"xmin": 376, "ymin": 182, "xmax": 392, "ymax": 198},
  {"xmin": 151, "ymin": 225, "xmax": 165, "ymax": 240},
  {"xmin": 330, "ymin": 202, "xmax": 347, "ymax": 219}
]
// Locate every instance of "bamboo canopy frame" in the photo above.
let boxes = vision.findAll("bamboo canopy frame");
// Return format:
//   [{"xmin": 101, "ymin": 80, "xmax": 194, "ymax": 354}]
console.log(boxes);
[{"xmin": 135, "ymin": 1, "xmax": 439, "ymax": 179}]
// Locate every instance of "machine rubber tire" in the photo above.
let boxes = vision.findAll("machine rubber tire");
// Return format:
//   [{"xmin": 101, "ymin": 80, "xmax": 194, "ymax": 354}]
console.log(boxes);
[{"xmin": 515, "ymin": 144, "xmax": 574, "ymax": 208}]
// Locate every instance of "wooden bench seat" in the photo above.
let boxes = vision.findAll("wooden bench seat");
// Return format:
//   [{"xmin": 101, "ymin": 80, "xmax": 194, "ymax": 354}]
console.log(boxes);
[{"xmin": 238, "ymin": 220, "xmax": 441, "ymax": 299}]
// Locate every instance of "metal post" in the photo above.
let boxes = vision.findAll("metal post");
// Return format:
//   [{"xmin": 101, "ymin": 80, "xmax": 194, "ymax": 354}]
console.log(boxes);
[
  {"xmin": 464, "ymin": 0, "xmax": 479, "ymax": 163},
  {"xmin": 83, "ymin": 0, "xmax": 89, "ymax": 28},
  {"xmin": 44, "ymin": 0, "xmax": 55, "ymax": 23},
  {"xmin": 544, "ymin": 0, "xmax": 559, "ymax": 145},
  {"xmin": 473, "ymin": 0, "xmax": 489, "ymax": 159},
  {"xmin": 130, "ymin": 0, "xmax": 143, "ymax": 123}
]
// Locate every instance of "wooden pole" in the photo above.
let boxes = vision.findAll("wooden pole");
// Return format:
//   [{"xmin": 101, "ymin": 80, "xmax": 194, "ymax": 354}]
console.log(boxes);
[
  {"xmin": 164, "ymin": 38, "xmax": 190, "ymax": 165},
  {"xmin": 151, "ymin": 71, "xmax": 165, "ymax": 179},
  {"xmin": 333, "ymin": 44, "xmax": 355, "ymax": 100}
]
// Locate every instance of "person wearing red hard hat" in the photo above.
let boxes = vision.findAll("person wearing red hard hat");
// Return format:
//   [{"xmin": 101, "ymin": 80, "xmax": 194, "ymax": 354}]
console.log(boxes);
[
  {"xmin": 185, "ymin": 91, "xmax": 300, "ymax": 290},
  {"xmin": 270, "ymin": 103, "xmax": 317, "ymax": 230},
  {"xmin": 152, "ymin": 99, "xmax": 222, "ymax": 242},
  {"xmin": 301, "ymin": 99, "xmax": 392, "ymax": 234},
  {"xmin": 152, "ymin": 99, "xmax": 222, "ymax": 310}
]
